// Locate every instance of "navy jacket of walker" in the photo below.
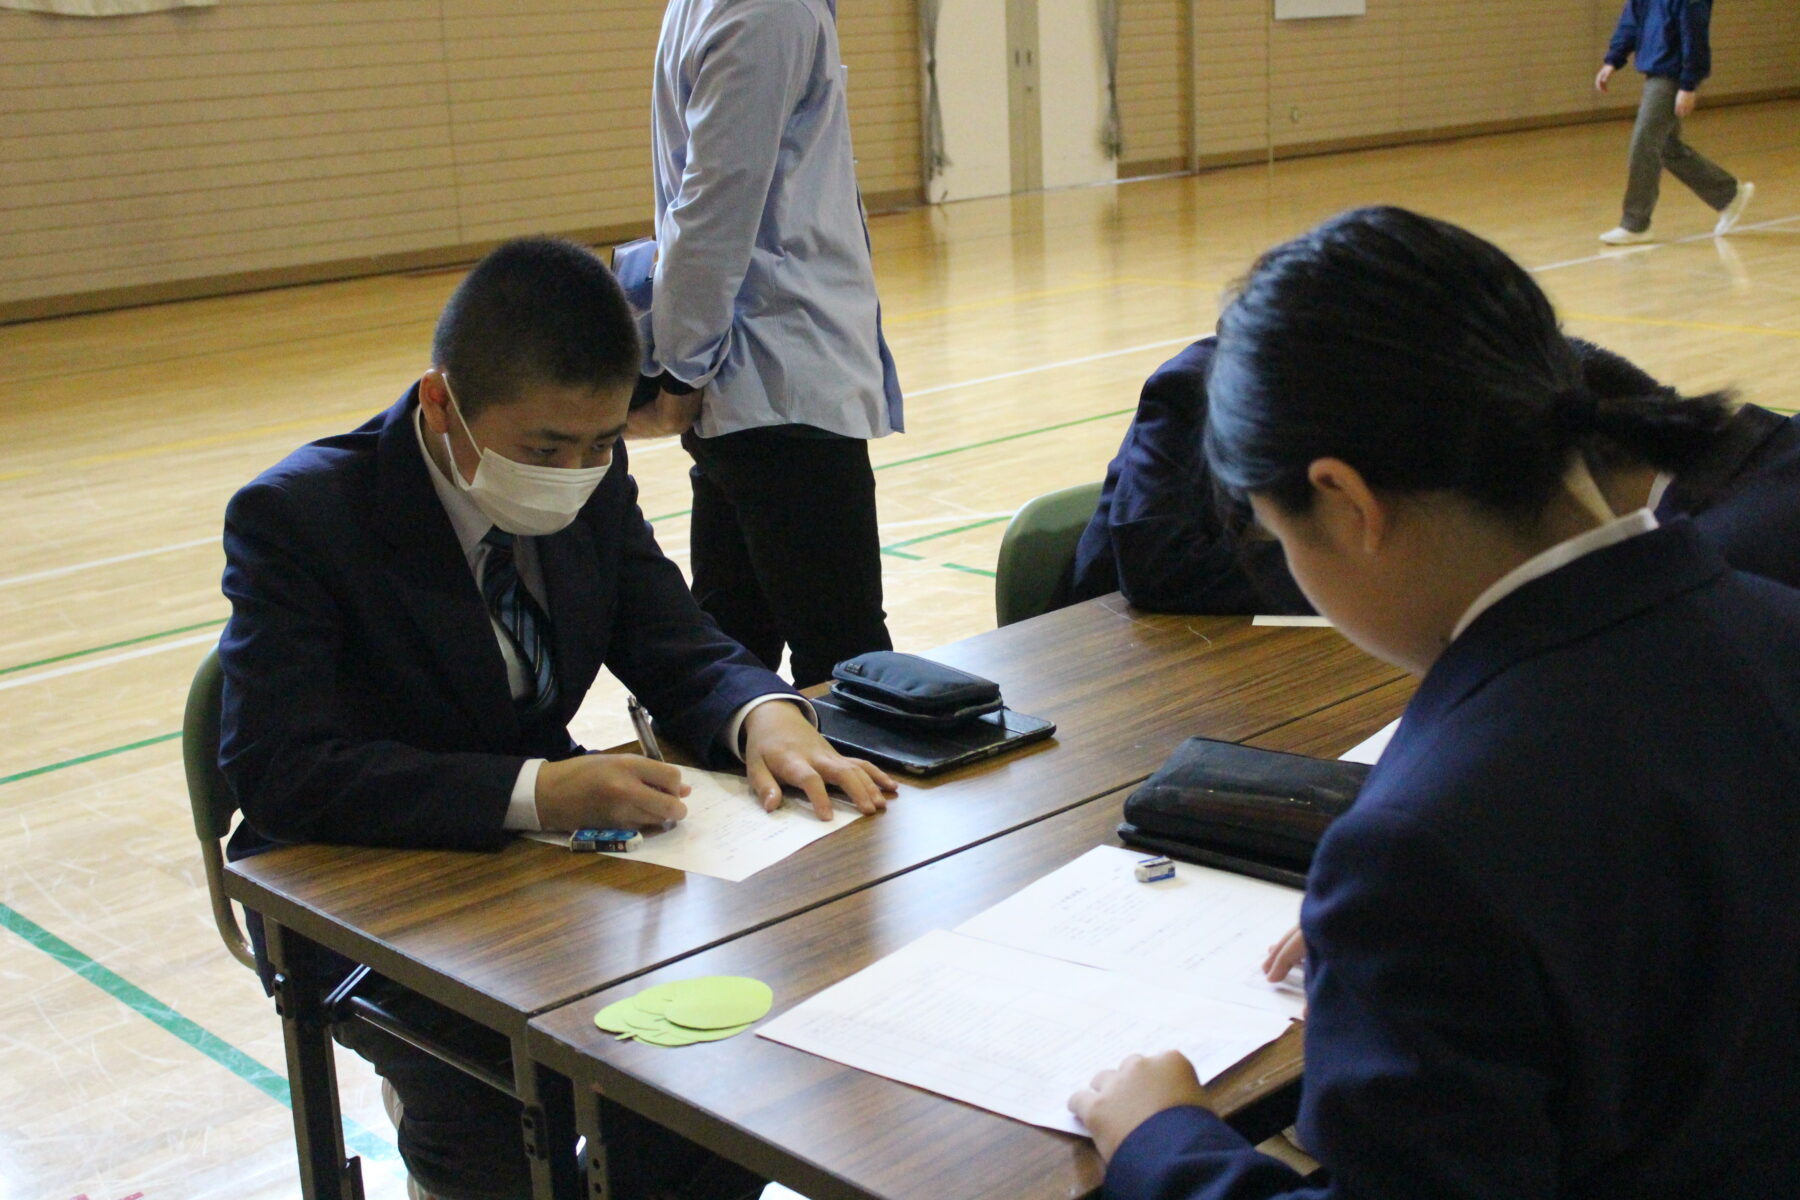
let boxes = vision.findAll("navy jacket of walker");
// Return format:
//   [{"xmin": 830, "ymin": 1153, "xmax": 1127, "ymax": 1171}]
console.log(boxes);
[
  {"xmin": 1064, "ymin": 338, "xmax": 1310, "ymax": 614},
  {"xmin": 1605, "ymin": 0, "xmax": 1714, "ymax": 92},
  {"xmin": 1105, "ymin": 522, "xmax": 1800, "ymax": 1199},
  {"xmin": 219, "ymin": 387, "xmax": 791, "ymax": 858}
]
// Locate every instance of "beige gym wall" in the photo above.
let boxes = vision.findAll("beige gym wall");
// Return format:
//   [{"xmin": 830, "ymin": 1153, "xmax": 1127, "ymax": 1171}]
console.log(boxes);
[
  {"xmin": 4, "ymin": 0, "xmax": 1796, "ymax": 320},
  {"xmin": 0, "ymin": 0, "xmax": 918, "ymax": 319},
  {"xmin": 1120, "ymin": 0, "xmax": 1800, "ymax": 175}
]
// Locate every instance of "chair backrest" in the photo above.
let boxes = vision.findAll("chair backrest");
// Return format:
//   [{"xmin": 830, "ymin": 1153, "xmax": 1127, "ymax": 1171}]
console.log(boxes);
[
  {"xmin": 994, "ymin": 481, "xmax": 1104, "ymax": 627},
  {"xmin": 183, "ymin": 645, "xmax": 255, "ymax": 970}
]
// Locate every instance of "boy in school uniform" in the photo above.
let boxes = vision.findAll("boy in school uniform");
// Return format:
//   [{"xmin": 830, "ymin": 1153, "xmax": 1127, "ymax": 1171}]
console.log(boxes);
[
  {"xmin": 1063, "ymin": 335, "xmax": 1800, "ymax": 613},
  {"xmin": 1594, "ymin": 0, "xmax": 1753, "ymax": 244},
  {"xmin": 218, "ymin": 236, "xmax": 894, "ymax": 1200}
]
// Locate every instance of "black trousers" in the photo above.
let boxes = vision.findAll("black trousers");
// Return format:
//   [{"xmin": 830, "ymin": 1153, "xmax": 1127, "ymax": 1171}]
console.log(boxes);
[
  {"xmin": 335, "ymin": 978, "xmax": 763, "ymax": 1200},
  {"xmin": 682, "ymin": 425, "xmax": 892, "ymax": 687}
]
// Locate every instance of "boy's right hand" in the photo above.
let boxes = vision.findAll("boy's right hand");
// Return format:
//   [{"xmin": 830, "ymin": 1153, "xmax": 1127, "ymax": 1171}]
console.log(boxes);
[
  {"xmin": 1595, "ymin": 63, "xmax": 1614, "ymax": 93},
  {"xmin": 536, "ymin": 753, "xmax": 691, "ymax": 831}
]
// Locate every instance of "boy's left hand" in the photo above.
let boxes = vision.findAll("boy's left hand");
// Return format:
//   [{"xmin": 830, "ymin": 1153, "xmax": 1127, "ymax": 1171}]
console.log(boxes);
[
  {"xmin": 1069, "ymin": 1051, "xmax": 1214, "ymax": 1163},
  {"xmin": 625, "ymin": 389, "xmax": 701, "ymax": 439},
  {"xmin": 1675, "ymin": 89, "xmax": 1697, "ymax": 117},
  {"xmin": 742, "ymin": 700, "xmax": 898, "ymax": 819}
]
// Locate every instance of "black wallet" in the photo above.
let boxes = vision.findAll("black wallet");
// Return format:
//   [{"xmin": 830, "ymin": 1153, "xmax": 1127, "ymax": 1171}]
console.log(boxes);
[
  {"xmin": 830, "ymin": 652, "xmax": 1004, "ymax": 729},
  {"xmin": 1118, "ymin": 738, "xmax": 1369, "ymax": 887}
]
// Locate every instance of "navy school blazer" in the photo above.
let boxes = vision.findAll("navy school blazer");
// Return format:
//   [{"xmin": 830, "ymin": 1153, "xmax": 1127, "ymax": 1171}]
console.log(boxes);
[
  {"xmin": 1105, "ymin": 522, "xmax": 1800, "ymax": 1199},
  {"xmin": 219, "ymin": 387, "xmax": 792, "ymax": 859},
  {"xmin": 1063, "ymin": 338, "xmax": 1310, "ymax": 614},
  {"xmin": 1660, "ymin": 404, "xmax": 1800, "ymax": 590}
]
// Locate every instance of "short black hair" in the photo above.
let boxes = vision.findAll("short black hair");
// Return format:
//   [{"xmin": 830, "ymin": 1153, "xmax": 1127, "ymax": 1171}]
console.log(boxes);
[
  {"xmin": 1205, "ymin": 207, "xmax": 1732, "ymax": 517},
  {"xmin": 432, "ymin": 237, "xmax": 641, "ymax": 417}
]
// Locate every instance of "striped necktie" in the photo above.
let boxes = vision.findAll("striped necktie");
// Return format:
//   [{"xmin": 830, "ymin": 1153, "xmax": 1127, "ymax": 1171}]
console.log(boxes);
[{"xmin": 480, "ymin": 528, "xmax": 558, "ymax": 717}]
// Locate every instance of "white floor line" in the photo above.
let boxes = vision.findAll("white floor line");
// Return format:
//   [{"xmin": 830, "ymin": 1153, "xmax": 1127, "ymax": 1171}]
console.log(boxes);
[
  {"xmin": 8, "ymin": 341, "xmax": 1199, "ymax": 589},
  {"xmin": 0, "ymin": 631, "xmax": 222, "ymax": 693},
  {"xmin": 1530, "ymin": 212, "xmax": 1800, "ymax": 274},
  {"xmin": 904, "ymin": 335, "xmax": 1201, "ymax": 398},
  {"xmin": 880, "ymin": 511, "xmax": 1017, "ymax": 531},
  {"xmin": 0, "ymin": 535, "xmax": 221, "ymax": 591}
]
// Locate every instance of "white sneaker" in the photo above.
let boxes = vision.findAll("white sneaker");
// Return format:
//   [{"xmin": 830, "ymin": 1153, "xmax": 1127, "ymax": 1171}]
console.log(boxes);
[
  {"xmin": 1714, "ymin": 181, "xmax": 1755, "ymax": 235},
  {"xmin": 1599, "ymin": 226, "xmax": 1654, "ymax": 245}
]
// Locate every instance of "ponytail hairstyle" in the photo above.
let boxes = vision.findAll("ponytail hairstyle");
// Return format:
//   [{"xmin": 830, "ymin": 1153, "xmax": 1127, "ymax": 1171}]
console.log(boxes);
[
  {"xmin": 1566, "ymin": 336, "xmax": 1735, "ymax": 472},
  {"xmin": 1203, "ymin": 206, "xmax": 1734, "ymax": 518}
]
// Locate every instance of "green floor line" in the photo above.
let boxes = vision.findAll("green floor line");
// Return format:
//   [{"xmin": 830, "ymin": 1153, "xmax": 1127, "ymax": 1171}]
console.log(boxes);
[
  {"xmin": 874, "ymin": 408, "xmax": 1134, "ymax": 472},
  {"xmin": 0, "ymin": 903, "xmax": 397, "ymax": 1164},
  {"xmin": 942, "ymin": 562, "xmax": 998, "ymax": 578},
  {"xmin": 882, "ymin": 515, "xmax": 1013, "ymax": 553},
  {"xmin": 0, "ymin": 618, "xmax": 226, "ymax": 678},
  {"xmin": 880, "ymin": 548, "xmax": 925, "ymax": 560},
  {"xmin": 645, "ymin": 406, "xmax": 1132, "ymax": 526},
  {"xmin": 0, "ymin": 731, "xmax": 182, "ymax": 788}
]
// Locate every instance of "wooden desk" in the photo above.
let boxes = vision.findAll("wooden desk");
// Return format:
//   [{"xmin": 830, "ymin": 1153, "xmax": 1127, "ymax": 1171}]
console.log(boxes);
[
  {"xmin": 526, "ymin": 672, "xmax": 1414, "ymax": 1200},
  {"xmin": 223, "ymin": 601, "xmax": 1404, "ymax": 1198}
]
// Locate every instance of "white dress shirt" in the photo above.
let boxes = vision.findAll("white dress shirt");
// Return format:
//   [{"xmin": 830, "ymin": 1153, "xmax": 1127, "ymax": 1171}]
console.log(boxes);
[
  {"xmin": 412, "ymin": 408, "xmax": 810, "ymax": 831},
  {"xmin": 1451, "ymin": 508, "xmax": 1660, "ymax": 642}
]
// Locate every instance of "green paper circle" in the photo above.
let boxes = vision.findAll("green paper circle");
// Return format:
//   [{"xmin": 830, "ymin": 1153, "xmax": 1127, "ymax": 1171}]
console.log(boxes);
[
  {"xmin": 662, "ymin": 977, "xmax": 773, "ymax": 1030},
  {"xmin": 593, "ymin": 999, "xmax": 640, "ymax": 1035},
  {"xmin": 638, "ymin": 1019, "xmax": 757, "ymax": 1047},
  {"xmin": 629, "ymin": 981, "xmax": 688, "ymax": 1014}
]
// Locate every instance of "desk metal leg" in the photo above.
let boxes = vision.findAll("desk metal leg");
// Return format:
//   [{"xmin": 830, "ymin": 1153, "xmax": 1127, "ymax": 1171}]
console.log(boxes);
[
  {"xmin": 267, "ymin": 920, "xmax": 364, "ymax": 1200},
  {"xmin": 571, "ymin": 1084, "xmax": 628, "ymax": 1200},
  {"xmin": 519, "ymin": 1048, "xmax": 581, "ymax": 1200}
]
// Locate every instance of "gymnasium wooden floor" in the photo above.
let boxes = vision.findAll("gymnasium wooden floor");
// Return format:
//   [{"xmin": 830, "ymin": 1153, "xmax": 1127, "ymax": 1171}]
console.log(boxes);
[{"xmin": 3, "ymin": 100, "xmax": 1796, "ymax": 1200}]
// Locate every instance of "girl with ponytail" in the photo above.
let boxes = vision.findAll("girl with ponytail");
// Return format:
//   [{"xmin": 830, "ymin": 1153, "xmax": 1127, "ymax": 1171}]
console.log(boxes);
[{"xmin": 1070, "ymin": 207, "xmax": 1800, "ymax": 1200}]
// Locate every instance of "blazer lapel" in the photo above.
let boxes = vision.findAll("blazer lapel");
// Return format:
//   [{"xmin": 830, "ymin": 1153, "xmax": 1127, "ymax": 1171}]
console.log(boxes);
[{"xmin": 370, "ymin": 387, "xmax": 521, "ymax": 743}]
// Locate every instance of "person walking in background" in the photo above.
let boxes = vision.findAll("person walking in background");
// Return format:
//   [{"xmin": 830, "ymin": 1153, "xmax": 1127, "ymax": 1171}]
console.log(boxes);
[
  {"xmin": 1595, "ymin": 0, "xmax": 1754, "ymax": 244},
  {"xmin": 634, "ymin": 0, "xmax": 903, "ymax": 688}
]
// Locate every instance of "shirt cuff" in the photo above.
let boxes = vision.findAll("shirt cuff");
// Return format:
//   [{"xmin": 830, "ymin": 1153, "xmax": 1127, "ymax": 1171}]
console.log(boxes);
[
  {"xmin": 723, "ymin": 694, "xmax": 818, "ymax": 761},
  {"xmin": 504, "ymin": 759, "xmax": 544, "ymax": 831}
]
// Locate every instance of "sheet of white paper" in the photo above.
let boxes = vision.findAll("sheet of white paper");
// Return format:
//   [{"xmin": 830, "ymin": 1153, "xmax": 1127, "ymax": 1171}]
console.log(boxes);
[
  {"xmin": 1340, "ymin": 716, "xmax": 1400, "ymax": 765},
  {"xmin": 1251, "ymin": 614, "xmax": 1332, "ymax": 627},
  {"xmin": 526, "ymin": 767, "xmax": 861, "ymax": 882},
  {"xmin": 757, "ymin": 930, "xmax": 1291, "ymax": 1133},
  {"xmin": 955, "ymin": 845, "xmax": 1305, "ymax": 1018}
]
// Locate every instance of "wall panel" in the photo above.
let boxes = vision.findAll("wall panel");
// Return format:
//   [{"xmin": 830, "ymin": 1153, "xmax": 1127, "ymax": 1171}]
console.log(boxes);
[
  {"xmin": 0, "ymin": 0, "xmax": 922, "ymax": 317},
  {"xmin": 1127, "ymin": 0, "xmax": 1799, "ymax": 175},
  {"xmin": 3, "ymin": 0, "xmax": 1793, "ymax": 317},
  {"xmin": 1118, "ymin": 0, "xmax": 1190, "ymax": 167}
]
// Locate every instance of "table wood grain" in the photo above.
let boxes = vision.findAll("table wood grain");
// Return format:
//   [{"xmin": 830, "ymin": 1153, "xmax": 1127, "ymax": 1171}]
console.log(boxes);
[
  {"xmin": 526, "ymin": 783, "xmax": 1333, "ymax": 1200},
  {"xmin": 526, "ymin": 655, "xmax": 1414, "ymax": 1200},
  {"xmin": 225, "ymin": 600, "xmax": 1403, "ymax": 1033}
]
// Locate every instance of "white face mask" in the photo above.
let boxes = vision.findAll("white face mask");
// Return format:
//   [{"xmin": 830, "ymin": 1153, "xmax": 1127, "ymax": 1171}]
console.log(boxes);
[{"xmin": 440, "ymin": 382, "xmax": 611, "ymax": 537}]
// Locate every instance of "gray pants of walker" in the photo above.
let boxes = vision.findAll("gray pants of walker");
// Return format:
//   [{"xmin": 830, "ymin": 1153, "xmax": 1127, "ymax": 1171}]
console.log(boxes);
[{"xmin": 1620, "ymin": 75, "xmax": 1739, "ymax": 232}]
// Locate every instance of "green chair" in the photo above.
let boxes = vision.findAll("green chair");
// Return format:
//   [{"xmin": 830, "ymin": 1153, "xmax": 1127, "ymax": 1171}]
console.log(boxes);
[
  {"xmin": 994, "ymin": 481, "xmax": 1104, "ymax": 627},
  {"xmin": 183, "ymin": 645, "xmax": 256, "ymax": 971}
]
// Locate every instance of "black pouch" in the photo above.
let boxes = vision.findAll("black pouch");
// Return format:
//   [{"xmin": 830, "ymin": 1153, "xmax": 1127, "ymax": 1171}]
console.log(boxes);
[
  {"xmin": 829, "ymin": 651, "xmax": 1004, "ymax": 729},
  {"xmin": 1118, "ymin": 737, "xmax": 1369, "ymax": 887}
]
